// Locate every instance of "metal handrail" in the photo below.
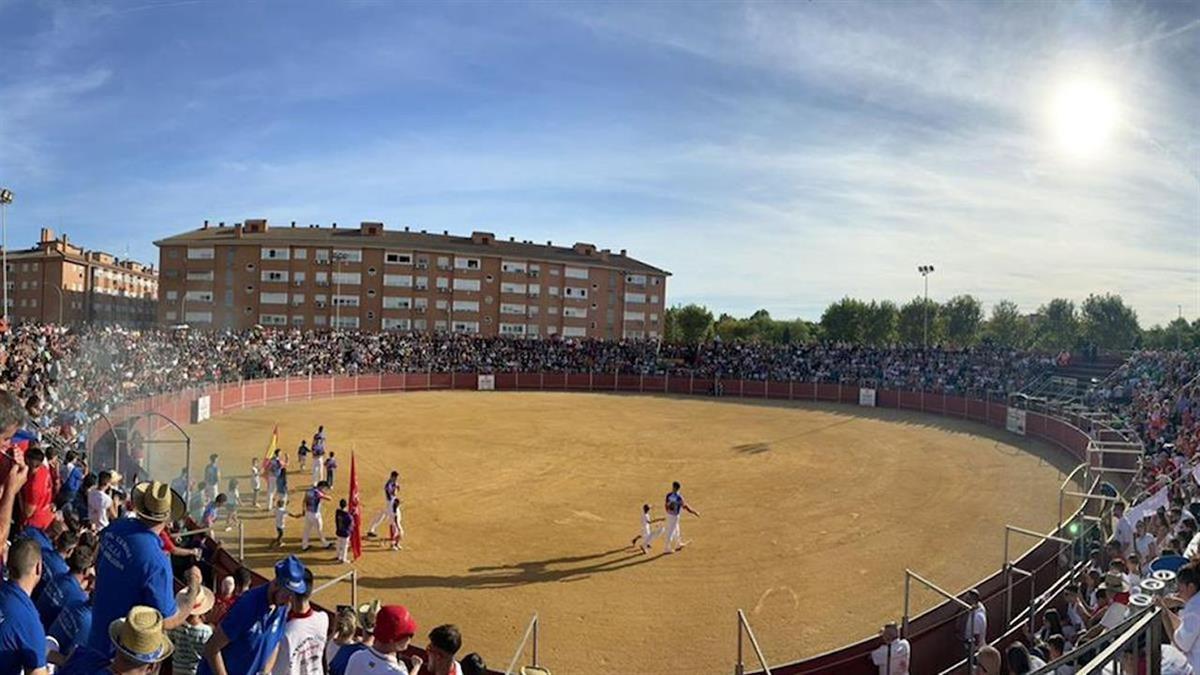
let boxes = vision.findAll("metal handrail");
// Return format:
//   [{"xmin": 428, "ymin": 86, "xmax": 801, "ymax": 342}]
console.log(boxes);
[
  {"xmin": 504, "ymin": 613, "xmax": 540, "ymax": 675},
  {"xmin": 310, "ymin": 568, "xmax": 358, "ymax": 610},
  {"xmin": 735, "ymin": 609, "xmax": 772, "ymax": 675}
]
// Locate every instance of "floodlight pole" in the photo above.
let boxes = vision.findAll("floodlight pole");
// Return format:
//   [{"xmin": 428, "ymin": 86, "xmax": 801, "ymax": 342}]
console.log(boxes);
[
  {"xmin": 0, "ymin": 188, "xmax": 12, "ymax": 323},
  {"xmin": 918, "ymin": 265, "xmax": 935, "ymax": 348}
]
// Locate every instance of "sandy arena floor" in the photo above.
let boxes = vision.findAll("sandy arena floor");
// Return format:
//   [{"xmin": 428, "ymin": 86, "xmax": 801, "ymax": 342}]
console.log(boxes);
[{"xmin": 157, "ymin": 391, "xmax": 1075, "ymax": 674}]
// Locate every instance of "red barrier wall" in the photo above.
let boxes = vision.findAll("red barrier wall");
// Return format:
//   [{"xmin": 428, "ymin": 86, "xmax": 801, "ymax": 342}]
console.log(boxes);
[{"xmin": 90, "ymin": 376, "xmax": 1094, "ymax": 675}]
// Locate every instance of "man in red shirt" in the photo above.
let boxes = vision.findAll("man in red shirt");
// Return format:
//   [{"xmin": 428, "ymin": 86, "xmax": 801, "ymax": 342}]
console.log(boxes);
[{"xmin": 20, "ymin": 446, "xmax": 55, "ymax": 531}]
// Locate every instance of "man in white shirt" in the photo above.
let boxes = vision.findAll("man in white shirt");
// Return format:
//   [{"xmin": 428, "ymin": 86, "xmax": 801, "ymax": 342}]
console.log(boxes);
[
  {"xmin": 1114, "ymin": 501, "xmax": 1134, "ymax": 555},
  {"xmin": 269, "ymin": 569, "xmax": 328, "ymax": 675},
  {"xmin": 1162, "ymin": 561, "xmax": 1200, "ymax": 673},
  {"xmin": 346, "ymin": 605, "xmax": 422, "ymax": 675},
  {"xmin": 961, "ymin": 589, "xmax": 987, "ymax": 651},
  {"xmin": 868, "ymin": 622, "xmax": 910, "ymax": 675},
  {"xmin": 87, "ymin": 470, "xmax": 118, "ymax": 529}
]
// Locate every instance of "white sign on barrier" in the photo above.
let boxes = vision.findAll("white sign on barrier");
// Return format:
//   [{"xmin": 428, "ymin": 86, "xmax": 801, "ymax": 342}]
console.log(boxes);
[
  {"xmin": 858, "ymin": 388, "xmax": 876, "ymax": 407},
  {"xmin": 193, "ymin": 395, "xmax": 211, "ymax": 424},
  {"xmin": 478, "ymin": 374, "xmax": 495, "ymax": 391},
  {"xmin": 1006, "ymin": 407, "xmax": 1027, "ymax": 436}
]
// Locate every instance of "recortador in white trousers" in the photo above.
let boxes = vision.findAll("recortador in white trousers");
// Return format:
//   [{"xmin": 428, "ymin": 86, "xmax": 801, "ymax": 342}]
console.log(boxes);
[
  {"xmin": 664, "ymin": 513, "xmax": 682, "ymax": 551},
  {"xmin": 335, "ymin": 536, "xmax": 349, "ymax": 562},
  {"xmin": 302, "ymin": 512, "xmax": 327, "ymax": 549},
  {"xmin": 367, "ymin": 505, "xmax": 392, "ymax": 535},
  {"xmin": 640, "ymin": 523, "xmax": 662, "ymax": 551}
]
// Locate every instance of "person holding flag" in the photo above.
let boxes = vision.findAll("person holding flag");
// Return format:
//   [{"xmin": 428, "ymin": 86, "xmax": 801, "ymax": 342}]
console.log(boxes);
[{"xmin": 263, "ymin": 425, "xmax": 287, "ymax": 506}]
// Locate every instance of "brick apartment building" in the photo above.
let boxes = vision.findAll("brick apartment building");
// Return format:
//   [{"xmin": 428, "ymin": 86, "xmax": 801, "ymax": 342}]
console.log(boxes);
[
  {"xmin": 154, "ymin": 219, "xmax": 669, "ymax": 338},
  {"xmin": 4, "ymin": 228, "xmax": 158, "ymax": 326}
]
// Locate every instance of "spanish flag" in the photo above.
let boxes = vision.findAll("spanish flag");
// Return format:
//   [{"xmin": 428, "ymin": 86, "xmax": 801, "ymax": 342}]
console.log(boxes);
[{"xmin": 261, "ymin": 424, "xmax": 279, "ymax": 474}]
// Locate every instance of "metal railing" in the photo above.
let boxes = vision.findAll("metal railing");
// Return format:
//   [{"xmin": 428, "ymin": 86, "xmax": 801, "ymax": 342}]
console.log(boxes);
[
  {"xmin": 734, "ymin": 609, "xmax": 772, "ymax": 675},
  {"xmin": 504, "ymin": 613, "xmax": 541, "ymax": 675},
  {"xmin": 310, "ymin": 568, "xmax": 358, "ymax": 611},
  {"xmin": 1030, "ymin": 605, "xmax": 1162, "ymax": 675},
  {"xmin": 902, "ymin": 569, "xmax": 977, "ymax": 674}
]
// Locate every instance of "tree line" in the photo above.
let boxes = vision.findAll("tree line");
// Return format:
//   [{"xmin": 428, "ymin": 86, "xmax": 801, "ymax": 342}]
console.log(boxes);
[{"xmin": 663, "ymin": 293, "xmax": 1187, "ymax": 351}]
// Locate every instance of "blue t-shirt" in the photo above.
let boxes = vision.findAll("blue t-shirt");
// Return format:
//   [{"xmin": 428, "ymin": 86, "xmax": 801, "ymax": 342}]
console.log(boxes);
[
  {"xmin": 48, "ymin": 599, "xmax": 92, "ymax": 658},
  {"xmin": 64, "ymin": 465, "xmax": 85, "ymax": 495},
  {"xmin": 329, "ymin": 642, "xmax": 368, "ymax": 675},
  {"xmin": 58, "ymin": 645, "xmax": 110, "ymax": 675},
  {"xmin": 86, "ymin": 518, "xmax": 176, "ymax": 657},
  {"xmin": 196, "ymin": 584, "xmax": 289, "ymax": 675},
  {"xmin": 269, "ymin": 457, "xmax": 282, "ymax": 477},
  {"xmin": 0, "ymin": 581, "xmax": 48, "ymax": 672},
  {"xmin": 665, "ymin": 491, "xmax": 684, "ymax": 515},
  {"xmin": 204, "ymin": 464, "xmax": 219, "ymax": 485},
  {"xmin": 36, "ymin": 571, "xmax": 87, "ymax": 629},
  {"xmin": 24, "ymin": 526, "xmax": 67, "ymax": 600}
]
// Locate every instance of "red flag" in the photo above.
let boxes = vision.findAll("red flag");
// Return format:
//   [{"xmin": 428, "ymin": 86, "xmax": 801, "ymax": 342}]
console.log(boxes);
[{"xmin": 349, "ymin": 452, "xmax": 362, "ymax": 561}]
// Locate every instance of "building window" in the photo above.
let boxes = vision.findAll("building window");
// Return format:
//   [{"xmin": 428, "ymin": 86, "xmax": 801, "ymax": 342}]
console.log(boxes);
[
  {"xmin": 384, "ymin": 274, "xmax": 413, "ymax": 288},
  {"xmin": 385, "ymin": 252, "xmax": 413, "ymax": 265},
  {"xmin": 261, "ymin": 270, "xmax": 289, "ymax": 283},
  {"xmin": 454, "ymin": 257, "xmax": 481, "ymax": 270},
  {"xmin": 452, "ymin": 278, "xmax": 480, "ymax": 292},
  {"xmin": 187, "ymin": 248, "xmax": 215, "ymax": 260},
  {"xmin": 293, "ymin": 248, "xmax": 307, "ymax": 259},
  {"xmin": 333, "ymin": 249, "xmax": 363, "ymax": 263},
  {"xmin": 261, "ymin": 248, "xmax": 290, "ymax": 260}
]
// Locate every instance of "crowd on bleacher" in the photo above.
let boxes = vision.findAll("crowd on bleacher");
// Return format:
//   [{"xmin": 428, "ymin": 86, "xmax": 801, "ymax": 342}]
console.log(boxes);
[{"xmin": 9, "ymin": 324, "xmax": 1200, "ymax": 674}]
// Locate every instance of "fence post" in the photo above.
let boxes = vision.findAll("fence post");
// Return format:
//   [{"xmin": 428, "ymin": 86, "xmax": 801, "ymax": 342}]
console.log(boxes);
[
  {"xmin": 238, "ymin": 520, "xmax": 245, "ymax": 559},
  {"xmin": 351, "ymin": 568, "xmax": 359, "ymax": 610},
  {"xmin": 640, "ymin": 374, "xmax": 644, "ymax": 393},
  {"xmin": 589, "ymin": 371, "xmax": 593, "ymax": 392}
]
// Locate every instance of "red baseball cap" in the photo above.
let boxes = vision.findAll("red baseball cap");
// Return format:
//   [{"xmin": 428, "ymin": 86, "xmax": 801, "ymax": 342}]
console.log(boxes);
[{"xmin": 374, "ymin": 605, "xmax": 417, "ymax": 643}]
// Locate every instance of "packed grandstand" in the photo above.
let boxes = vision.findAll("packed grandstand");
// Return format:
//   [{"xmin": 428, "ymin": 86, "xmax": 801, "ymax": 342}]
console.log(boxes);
[{"xmin": 2, "ymin": 323, "xmax": 1200, "ymax": 674}]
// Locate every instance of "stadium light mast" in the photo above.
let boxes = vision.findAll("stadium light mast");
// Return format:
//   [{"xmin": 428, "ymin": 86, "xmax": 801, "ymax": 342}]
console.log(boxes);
[
  {"xmin": 0, "ymin": 188, "xmax": 12, "ymax": 323},
  {"xmin": 918, "ymin": 265, "xmax": 935, "ymax": 348}
]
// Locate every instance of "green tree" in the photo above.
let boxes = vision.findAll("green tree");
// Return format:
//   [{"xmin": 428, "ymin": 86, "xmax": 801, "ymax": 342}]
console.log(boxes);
[
  {"xmin": 1164, "ymin": 317, "xmax": 1196, "ymax": 350},
  {"xmin": 713, "ymin": 313, "xmax": 753, "ymax": 342},
  {"xmin": 942, "ymin": 294, "xmax": 984, "ymax": 347},
  {"xmin": 984, "ymin": 300, "xmax": 1031, "ymax": 348},
  {"xmin": 666, "ymin": 304, "xmax": 713, "ymax": 344},
  {"xmin": 862, "ymin": 300, "xmax": 898, "ymax": 346},
  {"xmin": 820, "ymin": 297, "xmax": 869, "ymax": 343},
  {"xmin": 1080, "ymin": 294, "xmax": 1140, "ymax": 350},
  {"xmin": 745, "ymin": 309, "xmax": 776, "ymax": 341},
  {"xmin": 773, "ymin": 319, "xmax": 817, "ymax": 344},
  {"xmin": 898, "ymin": 297, "xmax": 941, "ymax": 346},
  {"xmin": 1034, "ymin": 298, "xmax": 1079, "ymax": 350}
]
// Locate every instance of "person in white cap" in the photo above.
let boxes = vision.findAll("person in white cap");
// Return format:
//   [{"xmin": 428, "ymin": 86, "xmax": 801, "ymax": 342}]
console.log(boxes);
[{"xmin": 167, "ymin": 585, "xmax": 216, "ymax": 675}]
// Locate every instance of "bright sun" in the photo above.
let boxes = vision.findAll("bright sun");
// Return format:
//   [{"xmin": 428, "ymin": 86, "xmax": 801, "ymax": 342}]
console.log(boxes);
[{"xmin": 1049, "ymin": 79, "xmax": 1120, "ymax": 157}]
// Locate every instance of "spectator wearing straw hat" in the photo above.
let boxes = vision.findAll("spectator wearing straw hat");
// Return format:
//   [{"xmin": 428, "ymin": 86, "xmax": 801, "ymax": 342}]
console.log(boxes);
[
  {"xmin": 59, "ymin": 605, "xmax": 176, "ymax": 675},
  {"xmin": 344, "ymin": 605, "xmax": 422, "ymax": 675},
  {"xmin": 0, "ymin": 537, "xmax": 48, "ymax": 674},
  {"xmin": 86, "ymin": 480, "xmax": 202, "ymax": 659},
  {"xmin": 868, "ymin": 622, "xmax": 910, "ymax": 675},
  {"xmin": 168, "ymin": 585, "xmax": 215, "ymax": 675},
  {"xmin": 199, "ymin": 555, "xmax": 308, "ymax": 675}
]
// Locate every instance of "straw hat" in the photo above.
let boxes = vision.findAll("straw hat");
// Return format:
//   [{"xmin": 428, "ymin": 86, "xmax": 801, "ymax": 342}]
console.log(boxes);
[
  {"xmin": 108, "ymin": 606, "xmax": 174, "ymax": 664},
  {"xmin": 175, "ymin": 586, "xmax": 215, "ymax": 617},
  {"xmin": 358, "ymin": 599, "xmax": 381, "ymax": 630},
  {"xmin": 520, "ymin": 668, "xmax": 551, "ymax": 675},
  {"xmin": 131, "ymin": 481, "xmax": 185, "ymax": 523}
]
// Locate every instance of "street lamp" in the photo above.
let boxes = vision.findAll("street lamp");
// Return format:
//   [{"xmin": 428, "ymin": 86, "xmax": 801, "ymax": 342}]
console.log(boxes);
[
  {"xmin": 918, "ymin": 265, "xmax": 935, "ymax": 349},
  {"xmin": 0, "ymin": 188, "xmax": 13, "ymax": 323}
]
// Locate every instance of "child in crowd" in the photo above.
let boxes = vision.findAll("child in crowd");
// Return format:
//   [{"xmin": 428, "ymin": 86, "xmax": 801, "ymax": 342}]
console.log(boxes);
[
  {"xmin": 225, "ymin": 477, "xmax": 241, "ymax": 531},
  {"xmin": 386, "ymin": 497, "xmax": 404, "ymax": 551},
  {"xmin": 271, "ymin": 496, "xmax": 295, "ymax": 548},
  {"xmin": 168, "ymin": 586, "xmax": 215, "ymax": 675},
  {"xmin": 297, "ymin": 439, "xmax": 309, "ymax": 471},
  {"xmin": 325, "ymin": 452, "xmax": 338, "ymax": 486}
]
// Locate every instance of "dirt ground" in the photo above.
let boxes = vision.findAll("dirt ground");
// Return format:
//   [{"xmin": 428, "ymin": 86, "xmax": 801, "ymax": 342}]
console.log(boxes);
[{"xmin": 158, "ymin": 391, "xmax": 1075, "ymax": 674}]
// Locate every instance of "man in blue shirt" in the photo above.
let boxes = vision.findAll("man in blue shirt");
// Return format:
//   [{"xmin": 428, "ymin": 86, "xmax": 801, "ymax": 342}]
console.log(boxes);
[
  {"xmin": 47, "ymin": 591, "xmax": 92, "ymax": 662},
  {"xmin": 86, "ymin": 480, "xmax": 202, "ymax": 658},
  {"xmin": 37, "ymin": 544, "xmax": 94, "ymax": 629},
  {"xmin": 199, "ymin": 555, "xmax": 308, "ymax": 675},
  {"xmin": 60, "ymin": 605, "xmax": 175, "ymax": 675},
  {"xmin": 0, "ymin": 537, "xmax": 48, "ymax": 674},
  {"xmin": 26, "ymin": 525, "xmax": 74, "ymax": 600}
]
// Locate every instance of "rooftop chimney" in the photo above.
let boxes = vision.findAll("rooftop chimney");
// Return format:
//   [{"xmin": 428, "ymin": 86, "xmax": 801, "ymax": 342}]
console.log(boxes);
[
  {"xmin": 443, "ymin": 230, "xmax": 449, "ymax": 236},
  {"xmin": 202, "ymin": 220, "xmax": 209, "ymax": 230},
  {"xmin": 291, "ymin": 221, "xmax": 296, "ymax": 228},
  {"xmin": 219, "ymin": 221, "xmax": 225, "ymax": 227},
  {"xmin": 332, "ymin": 222, "xmax": 338, "ymax": 229},
  {"xmin": 245, "ymin": 218, "xmax": 269, "ymax": 234},
  {"xmin": 40, "ymin": 228, "xmax": 54, "ymax": 243},
  {"xmin": 234, "ymin": 223, "xmax": 244, "ymax": 239},
  {"xmin": 404, "ymin": 226, "xmax": 409, "ymax": 232},
  {"xmin": 360, "ymin": 221, "xmax": 384, "ymax": 236},
  {"xmin": 620, "ymin": 249, "xmax": 627, "ymax": 256},
  {"xmin": 509, "ymin": 236, "xmax": 515, "ymax": 242},
  {"xmin": 572, "ymin": 242, "xmax": 597, "ymax": 256},
  {"xmin": 470, "ymin": 231, "xmax": 494, "ymax": 245},
  {"xmin": 546, "ymin": 240, "xmax": 552, "ymax": 246}
]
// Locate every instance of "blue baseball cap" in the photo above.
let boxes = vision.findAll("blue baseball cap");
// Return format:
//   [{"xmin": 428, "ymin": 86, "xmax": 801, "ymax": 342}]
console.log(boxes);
[{"xmin": 274, "ymin": 555, "xmax": 308, "ymax": 594}]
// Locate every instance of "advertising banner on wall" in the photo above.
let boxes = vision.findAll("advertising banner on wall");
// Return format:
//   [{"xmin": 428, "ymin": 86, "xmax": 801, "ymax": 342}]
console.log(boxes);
[
  {"xmin": 858, "ymin": 388, "xmax": 877, "ymax": 407},
  {"xmin": 1006, "ymin": 407, "xmax": 1027, "ymax": 436},
  {"xmin": 193, "ymin": 395, "xmax": 211, "ymax": 424},
  {"xmin": 478, "ymin": 374, "xmax": 496, "ymax": 391}
]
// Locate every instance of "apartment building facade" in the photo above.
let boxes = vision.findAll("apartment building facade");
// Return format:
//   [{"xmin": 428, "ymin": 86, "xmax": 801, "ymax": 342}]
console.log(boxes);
[
  {"xmin": 4, "ymin": 228, "xmax": 158, "ymax": 326},
  {"xmin": 154, "ymin": 219, "xmax": 669, "ymax": 338}
]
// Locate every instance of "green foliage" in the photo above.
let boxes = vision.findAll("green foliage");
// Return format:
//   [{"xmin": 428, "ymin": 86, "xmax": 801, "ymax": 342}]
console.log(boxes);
[
  {"xmin": 898, "ymin": 297, "xmax": 942, "ymax": 346},
  {"xmin": 820, "ymin": 297, "xmax": 869, "ymax": 343},
  {"xmin": 1034, "ymin": 298, "xmax": 1079, "ymax": 350},
  {"xmin": 942, "ymin": 295, "xmax": 984, "ymax": 347},
  {"xmin": 1080, "ymin": 293, "xmax": 1141, "ymax": 350},
  {"xmin": 665, "ymin": 304, "xmax": 714, "ymax": 344},
  {"xmin": 984, "ymin": 300, "xmax": 1031, "ymax": 348},
  {"xmin": 863, "ymin": 301, "xmax": 899, "ymax": 346}
]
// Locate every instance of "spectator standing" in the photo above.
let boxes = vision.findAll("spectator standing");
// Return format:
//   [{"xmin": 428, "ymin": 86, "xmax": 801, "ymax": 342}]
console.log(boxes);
[
  {"xmin": 170, "ymin": 466, "xmax": 190, "ymax": 502},
  {"xmin": 267, "ymin": 449, "xmax": 286, "ymax": 506},
  {"xmin": 27, "ymin": 524, "xmax": 74, "ymax": 600},
  {"xmin": 425, "ymin": 624, "xmax": 463, "ymax": 675},
  {"xmin": 329, "ymin": 600, "xmax": 379, "ymax": 675},
  {"xmin": 1161, "ymin": 560, "xmax": 1200, "ymax": 672},
  {"xmin": 59, "ymin": 450, "xmax": 85, "ymax": 517},
  {"xmin": 36, "ymin": 543, "xmax": 93, "ymax": 630},
  {"xmin": 21, "ymin": 446, "xmax": 55, "ymax": 531},
  {"xmin": 198, "ymin": 555, "xmax": 307, "ymax": 675},
  {"xmin": 961, "ymin": 589, "xmax": 988, "ymax": 651},
  {"xmin": 269, "ymin": 569, "xmax": 328, "ymax": 675},
  {"xmin": 87, "ymin": 470, "xmax": 117, "ymax": 530},
  {"xmin": 87, "ymin": 481, "xmax": 202, "ymax": 658},
  {"xmin": 869, "ymin": 622, "xmax": 910, "ymax": 675},
  {"xmin": 169, "ymin": 586, "xmax": 216, "ymax": 675},
  {"xmin": 344, "ymin": 605, "xmax": 422, "ymax": 675},
  {"xmin": 326, "ymin": 607, "xmax": 359, "ymax": 670},
  {"xmin": 325, "ymin": 452, "xmax": 338, "ymax": 486},
  {"xmin": 203, "ymin": 455, "xmax": 220, "ymax": 504},
  {"xmin": 0, "ymin": 538, "xmax": 48, "ymax": 674},
  {"xmin": 311, "ymin": 426, "xmax": 327, "ymax": 485},
  {"xmin": 297, "ymin": 440, "xmax": 309, "ymax": 473}
]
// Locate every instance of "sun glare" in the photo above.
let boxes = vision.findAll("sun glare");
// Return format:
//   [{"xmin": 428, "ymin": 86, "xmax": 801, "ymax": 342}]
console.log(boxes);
[{"xmin": 1049, "ymin": 79, "xmax": 1120, "ymax": 157}]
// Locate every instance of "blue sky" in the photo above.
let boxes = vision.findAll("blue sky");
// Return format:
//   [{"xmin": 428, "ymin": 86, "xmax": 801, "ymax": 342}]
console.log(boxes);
[{"xmin": 1, "ymin": 0, "xmax": 1196, "ymax": 325}]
